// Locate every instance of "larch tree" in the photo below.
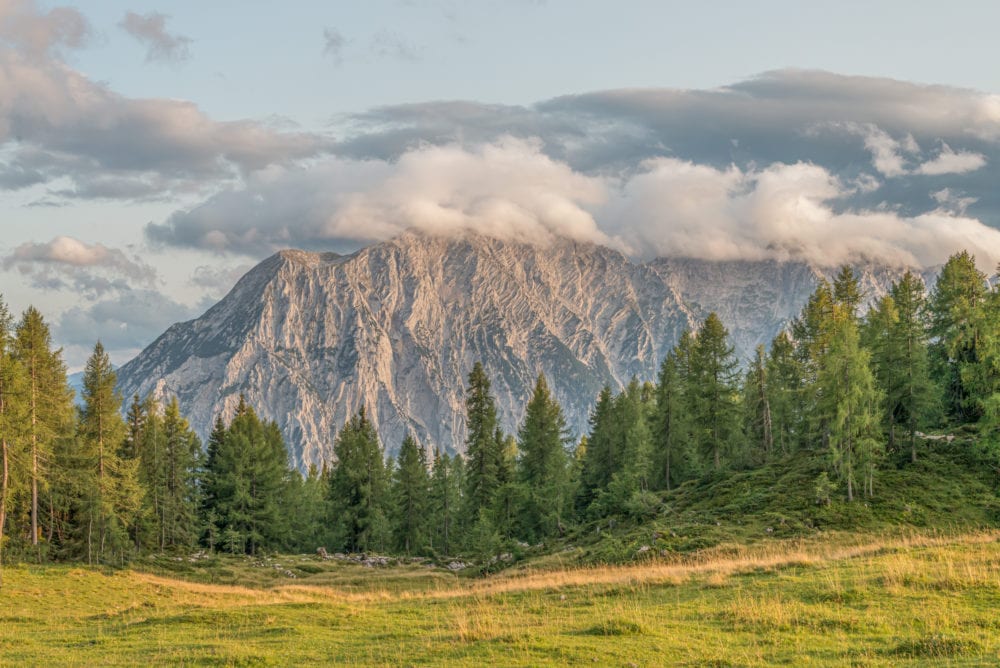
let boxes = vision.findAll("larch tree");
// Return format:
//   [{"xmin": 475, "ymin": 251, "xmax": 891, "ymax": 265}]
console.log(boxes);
[
  {"xmin": 13, "ymin": 307, "xmax": 74, "ymax": 551},
  {"xmin": 818, "ymin": 306, "xmax": 883, "ymax": 501},
  {"xmin": 0, "ymin": 297, "xmax": 27, "ymax": 585}
]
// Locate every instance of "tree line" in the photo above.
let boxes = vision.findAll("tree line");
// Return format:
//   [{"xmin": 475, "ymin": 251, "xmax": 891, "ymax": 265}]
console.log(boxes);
[{"xmin": 0, "ymin": 251, "xmax": 997, "ymax": 574}]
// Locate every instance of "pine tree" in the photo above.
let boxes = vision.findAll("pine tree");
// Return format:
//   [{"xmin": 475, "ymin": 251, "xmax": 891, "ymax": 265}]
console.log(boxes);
[
  {"xmin": 929, "ymin": 251, "xmax": 988, "ymax": 421},
  {"xmin": 390, "ymin": 433, "xmax": 430, "ymax": 554},
  {"xmin": 882, "ymin": 271, "xmax": 940, "ymax": 462},
  {"xmin": 652, "ymin": 348, "xmax": 690, "ymax": 491},
  {"xmin": 13, "ymin": 307, "xmax": 74, "ymax": 552},
  {"xmin": 743, "ymin": 345, "xmax": 774, "ymax": 462},
  {"xmin": 158, "ymin": 398, "xmax": 201, "ymax": 550},
  {"xmin": 576, "ymin": 385, "xmax": 615, "ymax": 513},
  {"xmin": 862, "ymin": 295, "xmax": 902, "ymax": 451},
  {"xmin": 77, "ymin": 342, "xmax": 141, "ymax": 563},
  {"xmin": 462, "ymin": 363, "xmax": 503, "ymax": 526},
  {"xmin": 428, "ymin": 449, "xmax": 462, "ymax": 556},
  {"xmin": 328, "ymin": 407, "xmax": 390, "ymax": 553},
  {"xmin": 515, "ymin": 374, "xmax": 570, "ymax": 542},
  {"xmin": 689, "ymin": 313, "xmax": 740, "ymax": 470},
  {"xmin": 766, "ymin": 331, "xmax": 802, "ymax": 454},
  {"xmin": 202, "ymin": 397, "xmax": 291, "ymax": 555}
]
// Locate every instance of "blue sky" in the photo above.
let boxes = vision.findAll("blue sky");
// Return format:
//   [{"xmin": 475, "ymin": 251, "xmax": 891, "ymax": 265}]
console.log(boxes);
[{"xmin": 3, "ymin": 0, "xmax": 1000, "ymax": 370}]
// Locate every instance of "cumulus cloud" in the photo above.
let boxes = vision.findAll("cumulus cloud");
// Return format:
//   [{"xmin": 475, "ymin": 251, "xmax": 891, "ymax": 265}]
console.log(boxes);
[
  {"xmin": 146, "ymin": 138, "xmax": 1000, "ymax": 271},
  {"xmin": 916, "ymin": 143, "xmax": 987, "ymax": 175},
  {"xmin": 0, "ymin": 0, "xmax": 89, "ymax": 58},
  {"xmin": 2, "ymin": 236, "xmax": 157, "ymax": 297},
  {"xmin": 119, "ymin": 11, "xmax": 191, "ymax": 63},
  {"xmin": 0, "ymin": 1, "xmax": 333, "ymax": 202},
  {"xmin": 147, "ymin": 138, "xmax": 618, "ymax": 253},
  {"xmin": 605, "ymin": 159, "xmax": 1000, "ymax": 270}
]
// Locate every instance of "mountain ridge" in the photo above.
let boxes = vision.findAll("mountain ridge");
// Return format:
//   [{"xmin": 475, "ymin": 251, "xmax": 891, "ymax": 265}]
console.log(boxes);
[{"xmin": 116, "ymin": 229, "xmax": 914, "ymax": 470}]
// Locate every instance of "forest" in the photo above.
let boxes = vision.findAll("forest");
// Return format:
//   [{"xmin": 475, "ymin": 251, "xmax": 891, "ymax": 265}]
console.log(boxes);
[{"xmin": 0, "ymin": 250, "xmax": 997, "ymax": 571}]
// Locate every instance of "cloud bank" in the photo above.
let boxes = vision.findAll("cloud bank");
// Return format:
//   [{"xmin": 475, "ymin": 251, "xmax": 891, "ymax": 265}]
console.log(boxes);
[{"xmin": 0, "ymin": 1, "xmax": 332, "ymax": 201}]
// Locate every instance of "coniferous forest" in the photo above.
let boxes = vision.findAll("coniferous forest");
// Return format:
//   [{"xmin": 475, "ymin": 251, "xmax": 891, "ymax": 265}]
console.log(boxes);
[{"xmin": 0, "ymin": 251, "xmax": 998, "ymax": 570}]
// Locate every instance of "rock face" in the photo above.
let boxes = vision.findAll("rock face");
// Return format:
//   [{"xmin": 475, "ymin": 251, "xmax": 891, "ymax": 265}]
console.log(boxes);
[{"xmin": 116, "ymin": 230, "xmax": 907, "ymax": 470}]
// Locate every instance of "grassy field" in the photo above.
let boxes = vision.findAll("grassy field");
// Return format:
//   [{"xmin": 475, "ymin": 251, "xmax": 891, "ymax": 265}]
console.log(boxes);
[{"xmin": 3, "ymin": 530, "xmax": 1000, "ymax": 666}]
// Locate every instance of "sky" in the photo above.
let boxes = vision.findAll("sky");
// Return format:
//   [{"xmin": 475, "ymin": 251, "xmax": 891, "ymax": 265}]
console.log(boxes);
[{"xmin": 3, "ymin": 0, "xmax": 1000, "ymax": 370}]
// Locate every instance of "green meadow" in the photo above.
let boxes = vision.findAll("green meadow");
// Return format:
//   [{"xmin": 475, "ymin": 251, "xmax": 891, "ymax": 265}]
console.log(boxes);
[{"xmin": 3, "ymin": 530, "xmax": 1000, "ymax": 666}]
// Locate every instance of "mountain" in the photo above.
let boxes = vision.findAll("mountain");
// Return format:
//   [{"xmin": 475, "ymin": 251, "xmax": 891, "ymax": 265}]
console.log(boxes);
[{"xmin": 116, "ymin": 230, "xmax": 909, "ymax": 470}]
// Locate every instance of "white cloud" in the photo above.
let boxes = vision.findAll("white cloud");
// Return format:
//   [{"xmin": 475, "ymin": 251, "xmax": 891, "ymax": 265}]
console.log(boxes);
[
  {"xmin": 605, "ymin": 158, "xmax": 1000, "ymax": 270},
  {"xmin": 147, "ymin": 139, "xmax": 1000, "ymax": 271},
  {"xmin": 2, "ymin": 236, "xmax": 157, "ymax": 296},
  {"xmin": 916, "ymin": 143, "xmax": 987, "ymax": 175},
  {"xmin": 148, "ymin": 138, "xmax": 619, "ymax": 253}
]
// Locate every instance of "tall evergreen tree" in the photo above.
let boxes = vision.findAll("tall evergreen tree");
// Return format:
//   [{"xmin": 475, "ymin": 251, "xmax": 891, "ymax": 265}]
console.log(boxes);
[
  {"xmin": 818, "ymin": 306, "xmax": 883, "ymax": 501},
  {"xmin": 929, "ymin": 251, "xmax": 988, "ymax": 421},
  {"xmin": 462, "ymin": 363, "xmax": 503, "ymax": 525},
  {"xmin": 766, "ymin": 331, "xmax": 802, "ymax": 454},
  {"xmin": 77, "ymin": 342, "xmax": 141, "ymax": 563},
  {"xmin": 652, "ymin": 349, "xmax": 691, "ymax": 490},
  {"xmin": 689, "ymin": 313, "xmax": 740, "ymax": 470},
  {"xmin": 202, "ymin": 397, "xmax": 291, "ymax": 555},
  {"xmin": 866, "ymin": 272, "xmax": 938, "ymax": 461},
  {"xmin": 328, "ymin": 407, "xmax": 390, "ymax": 553},
  {"xmin": 743, "ymin": 345, "xmax": 773, "ymax": 462},
  {"xmin": 515, "ymin": 374, "xmax": 570, "ymax": 542},
  {"xmin": 390, "ymin": 433, "xmax": 430, "ymax": 554},
  {"xmin": 13, "ymin": 307, "xmax": 73, "ymax": 551},
  {"xmin": 576, "ymin": 385, "xmax": 615, "ymax": 513},
  {"xmin": 428, "ymin": 449, "xmax": 462, "ymax": 556}
]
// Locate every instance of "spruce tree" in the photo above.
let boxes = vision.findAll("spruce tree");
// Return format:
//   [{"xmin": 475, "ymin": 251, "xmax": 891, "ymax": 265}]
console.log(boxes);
[
  {"xmin": 929, "ymin": 251, "xmax": 988, "ymax": 421},
  {"xmin": 328, "ymin": 407, "xmax": 390, "ymax": 553},
  {"xmin": 462, "ymin": 363, "xmax": 503, "ymax": 525},
  {"xmin": 78, "ymin": 342, "xmax": 141, "ymax": 563},
  {"xmin": 390, "ymin": 433, "xmax": 430, "ymax": 554},
  {"xmin": 429, "ymin": 449, "xmax": 462, "ymax": 556},
  {"xmin": 882, "ymin": 271, "xmax": 940, "ymax": 462},
  {"xmin": 515, "ymin": 374, "xmax": 570, "ymax": 542},
  {"xmin": 576, "ymin": 385, "xmax": 615, "ymax": 513},
  {"xmin": 766, "ymin": 331, "xmax": 802, "ymax": 455},
  {"xmin": 689, "ymin": 313, "xmax": 740, "ymax": 470},
  {"xmin": 742, "ymin": 345, "xmax": 774, "ymax": 462},
  {"xmin": 652, "ymin": 349, "xmax": 690, "ymax": 490}
]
